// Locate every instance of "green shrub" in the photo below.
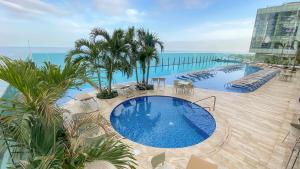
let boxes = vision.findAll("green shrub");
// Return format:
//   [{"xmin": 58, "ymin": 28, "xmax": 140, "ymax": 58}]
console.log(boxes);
[
  {"xmin": 137, "ymin": 84, "xmax": 154, "ymax": 90},
  {"xmin": 146, "ymin": 84, "xmax": 154, "ymax": 90},
  {"xmin": 97, "ymin": 89, "xmax": 118, "ymax": 99}
]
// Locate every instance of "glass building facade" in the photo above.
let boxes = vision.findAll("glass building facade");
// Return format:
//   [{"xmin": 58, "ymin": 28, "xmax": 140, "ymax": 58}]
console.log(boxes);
[{"xmin": 249, "ymin": 2, "xmax": 300, "ymax": 57}]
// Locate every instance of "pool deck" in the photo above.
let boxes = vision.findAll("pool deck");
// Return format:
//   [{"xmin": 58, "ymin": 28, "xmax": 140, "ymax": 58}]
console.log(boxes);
[{"xmin": 64, "ymin": 70, "xmax": 300, "ymax": 169}]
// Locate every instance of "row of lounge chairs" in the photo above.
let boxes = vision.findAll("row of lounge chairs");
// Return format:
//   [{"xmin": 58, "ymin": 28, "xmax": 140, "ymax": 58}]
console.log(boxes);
[
  {"xmin": 217, "ymin": 64, "xmax": 243, "ymax": 73},
  {"xmin": 176, "ymin": 70, "xmax": 216, "ymax": 82},
  {"xmin": 226, "ymin": 69, "xmax": 280, "ymax": 92}
]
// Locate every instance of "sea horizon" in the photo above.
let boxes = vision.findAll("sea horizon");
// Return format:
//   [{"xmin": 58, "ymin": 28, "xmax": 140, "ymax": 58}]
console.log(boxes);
[{"xmin": 0, "ymin": 46, "xmax": 252, "ymax": 59}]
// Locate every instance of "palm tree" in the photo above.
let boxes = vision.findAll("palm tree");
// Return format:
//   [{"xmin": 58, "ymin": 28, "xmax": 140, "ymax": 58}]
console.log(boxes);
[
  {"xmin": 137, "ymin": 29, "xmax": 164, "ymax": 85},
  {"xmin": 0, "ymin": 56, "xmax": 136, "ymax": 168},
  {"xmin": 277, "ymin": 41, "xmax": 288, "ymax": 65},
  {"xmin": 90, "ymin": 28, "xmax": 133, "ymax": 95},
  {"xmin": 66, "ymin": 39, "xmax": 103, "ymax": 92},
  {"xmin": 138, "ymin": 46, "xmax": 157, "ymax": 85},
  {"xmin": 125, "ymin": 27, "xmax": 140, "ymax": 84},
  {"xmin": 291, "ymin": 39, "xmax": 300, "ymax": 69}
]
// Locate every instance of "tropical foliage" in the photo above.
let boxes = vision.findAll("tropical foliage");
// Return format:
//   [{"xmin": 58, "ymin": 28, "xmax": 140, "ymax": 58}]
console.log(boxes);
[
  {"xmin": 90, "ymin": 28, "xmax": 133, "ymax": 95},
  {"xmin": 137, "ymin": 29, "xmax": 164, "ymax": 85},
  {"xmin": 68, "ymin": 28, "xmax": 135, "ymax": 97},
  {"xmin": 0, "ymin": 56, "xmax": 136, "ymax": 169},
  {"xmin": 66, "ymin": 39, "xmax": 103, "ymax": 92},
  {"xmin": 0, "ymin": 26, "xmax": 164, "ymax": 168},
  {"xmin": 68, "ymin": 27, "xmax": 164, "ymax": 97},
  {"xmin": 125, "ymin": 27, "xmax": 140, "ymax": 84}
]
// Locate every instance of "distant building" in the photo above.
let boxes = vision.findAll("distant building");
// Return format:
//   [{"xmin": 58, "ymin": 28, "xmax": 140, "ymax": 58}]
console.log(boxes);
[{"xmin": 249, "ymin": 2, "xmax": 300, "ymax": 58}]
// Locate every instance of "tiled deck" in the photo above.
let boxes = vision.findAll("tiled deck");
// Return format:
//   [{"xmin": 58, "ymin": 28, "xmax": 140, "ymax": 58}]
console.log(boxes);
[{"xmin": 64, "ymin": 71, "xmax": 300, "ymax": 169}]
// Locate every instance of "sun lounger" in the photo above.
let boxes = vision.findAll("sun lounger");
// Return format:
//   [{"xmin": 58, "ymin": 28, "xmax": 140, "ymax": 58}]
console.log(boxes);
[
  {"xmin": 151, "ymin": 152, "xmax": 165, "ymax": 169},
  {"xmin": 76, "ymin": 93, "xmax": 95, "ymax": 101},
  {"xmin": 150, "ymin": 152, "xmax": 176, "ymax": 169},
  {"xmin": 150, "ymin": 153, "xmax": 218, "ymax": 169},
  {"xmin": 227, "ymin": 69, "xmax": 279, "ymax": 91},
  {"xmin": 186, "ymin": 155, "xmax": 218, "ymax": 169},
  {"xmin": 85, "ymin": 160, "xmax": 117, "ymax": 169}
]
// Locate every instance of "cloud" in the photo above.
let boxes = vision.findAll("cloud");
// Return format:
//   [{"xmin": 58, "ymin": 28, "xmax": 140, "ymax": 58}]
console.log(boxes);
[
  {"xmin": 0, "ymin": 0, "xmax": 66, "ymax": 18},
  {"xmin": 0, "ymin": 0, "xmax": 146, "ymax": 47},
  {"xmin": 183, "ymin": 0, "xmax": 214, "ymax": 9},
  {"xmin": 125, "ymin": 9, "xmax": 145, "ymax": 23},
  {"xmin": 91, "ymin": 0, "xmax": 145, "ymax": 23},
  {"xmin": 162, "ymin": 18, "xmax": 255, "ymax": 52},
  {"xmin": 165, "ymin": 39, "xmax": 252, "ymax": 53},
  {"xmin": 171, "ymin": 19, "xmax": 255, "ymax": 41},
  {"xmin": 156, "ymin": 0, "xmax": 214, "ymax": 10},
  {"xmin": 92, "ymin": 0, "xmax": 129, "ymax": 15},
  {"xmin": 0, "ymin": 0, "xmax": 145, "ymax": 24}
]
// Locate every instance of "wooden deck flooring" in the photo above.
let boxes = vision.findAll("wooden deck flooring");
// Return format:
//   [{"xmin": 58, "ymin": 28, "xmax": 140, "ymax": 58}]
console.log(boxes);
[{"xmin": 64, "ymin": 71, "xmax": 300, "ymax": 169}]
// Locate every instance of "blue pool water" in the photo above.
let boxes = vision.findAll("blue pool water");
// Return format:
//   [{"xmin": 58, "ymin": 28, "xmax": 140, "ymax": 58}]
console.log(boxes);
[{"xmin": 110, "ymin": 96, "xmax": 216, "ymax": 148}]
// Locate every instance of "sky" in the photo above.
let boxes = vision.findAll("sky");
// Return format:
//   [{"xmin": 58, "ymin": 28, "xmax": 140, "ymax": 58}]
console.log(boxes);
[{"xmin": 0, "ymin": 0, "xmax": 297, "ymax": 52}]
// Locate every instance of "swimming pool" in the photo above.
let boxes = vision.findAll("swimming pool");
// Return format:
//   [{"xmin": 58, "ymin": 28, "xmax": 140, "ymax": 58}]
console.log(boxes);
[{"xmin": 110, "ymin": 96, "xmax": 216, "ymax": 148}]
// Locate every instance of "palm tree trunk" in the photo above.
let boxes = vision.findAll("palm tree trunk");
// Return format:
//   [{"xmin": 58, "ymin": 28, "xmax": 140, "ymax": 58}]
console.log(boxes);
[
  {"xmin": 280, "ymin": 48, "xmax": 284, "ymax": 65},
  {"xmin": 293, "ymin": 43, "xmax": 300, "ymax": 69},
  {"xmin": 108, "ymin": 65, "xmax": 113, "ymax": 95},
  {"xmin": 135, "ymin": 62, "xmax": 139, "ymax": 84},
  {"xmin": 141, "ymin": 62, "xmax": 146, "ymax": 84},
  {"xmin": 96, "ymin": 68, "xmax": 102, "ymax": 92},
  {"xmin": 146, "ymin": 59, "xmax": 151, "ymax": 85},
  {"xmin": 108, "ymin": 75, "xmax": 112, "ymax": 95}
]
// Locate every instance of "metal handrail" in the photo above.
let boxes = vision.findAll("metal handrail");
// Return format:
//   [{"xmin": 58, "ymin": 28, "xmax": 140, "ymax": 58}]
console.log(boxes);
[
  {"xmin": 285, "ymin": 135, "xmax": 300, "ymax": 169},
  {"xmin": 192, "ymin": 96, "xmax": 217, "ymax": 111}
]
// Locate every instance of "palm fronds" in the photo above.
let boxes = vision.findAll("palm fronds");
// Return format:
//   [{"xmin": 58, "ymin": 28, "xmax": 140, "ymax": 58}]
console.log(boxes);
[
  {"xmin": 136, "ymin": 28, "xmax": 164, "ymax": 84},
  {"xmin": 90, "ymin": 27, "xmax": 133, "ymax": 94},
  {"xmin": 0, "ymin": 56, "xmax": 136, "ymax": 168}
]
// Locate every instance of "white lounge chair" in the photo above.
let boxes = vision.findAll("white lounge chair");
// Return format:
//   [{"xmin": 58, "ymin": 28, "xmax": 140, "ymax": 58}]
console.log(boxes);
[
  {"xmin": 186, "ymin": 155, "xmax": 218, "ymax": 169},
  {"xmin": 85, "ymin": 160, "xmax": 117, "ymax": 169},
  {"xmin": 151, "ymin": 152, "xmax": 175, "ymax": 169}
]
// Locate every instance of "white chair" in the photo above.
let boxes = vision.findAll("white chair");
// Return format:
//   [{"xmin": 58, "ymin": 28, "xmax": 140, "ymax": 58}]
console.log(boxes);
[
  {"xmin": 152, "ymin": 78, "xmax": 160, "ymax": 88},
  {"xmin": 186, "ymin": 155, "xmax": 218, "ymax": 169},
  {"xmin": 184, "ymin": 82, "xmax": 194, "ymax": 95},
  {"xmin": 173, "ymin": 80, "xmax": 184, "ymax": 94},
  {"xmin": 158, "ymin": 78, "xmax": 166, "ymax": 88},
  {"xmin": 85, "ymin": 160, "xmax": 117, "ymax": 169},
  {"xmin": 151, "ymin": 152, "xmax": 175, "ymax": 169}
]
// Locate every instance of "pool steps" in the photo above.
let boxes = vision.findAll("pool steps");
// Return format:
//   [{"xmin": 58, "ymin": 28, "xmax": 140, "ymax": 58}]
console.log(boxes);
[{"xmin": 182, "ymin": 102, "xmax": 216, "ymax": 138}]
